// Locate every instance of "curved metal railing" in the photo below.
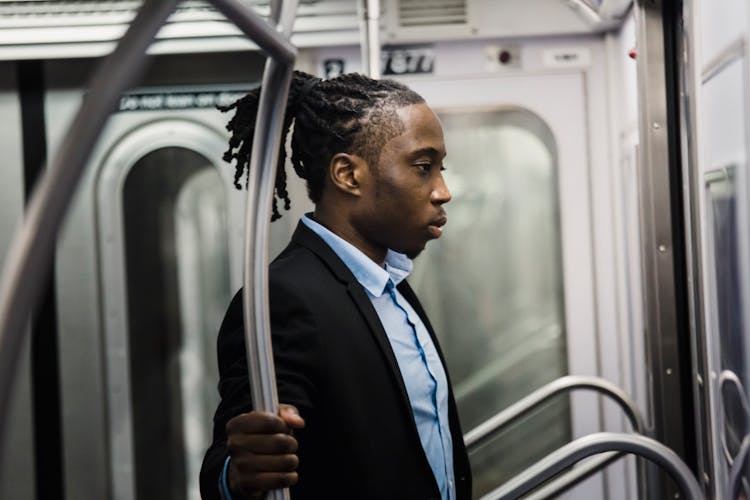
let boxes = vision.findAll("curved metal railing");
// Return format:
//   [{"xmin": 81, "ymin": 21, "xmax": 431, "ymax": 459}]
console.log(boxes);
[
  {"xmin": 479, "ymin": 432, "xmax": 704, "ymax": 500},
  {"xmin": 0, "ymin": 0, "xmax": 179, "ymax": 454},
  {"xmin": 463, "ymin": 375, "xmax": 646, "ymax": 449},
  {"xmin": 522, "ymin": 450, "xmax": 624, "ymax": 500},
  {"xmin": 729, "ymin": 435, "xmax": 750, "ymax": 500},
  {"xmin": 0, "ymin": 2, "xmax": 298, "ymax": 500},
  {"xmin": 463, "ymin": 375, "xmax": 648, "ymax": 499},
  {"xmin": 720, "ymin": 370, "xmax": 750, "ymax": 499}
]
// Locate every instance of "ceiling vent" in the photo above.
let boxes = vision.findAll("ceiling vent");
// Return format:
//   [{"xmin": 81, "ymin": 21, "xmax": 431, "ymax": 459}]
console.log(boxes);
[{"xmin": 397, "ymin": 0, "xmax": 468, "ymax": 27}]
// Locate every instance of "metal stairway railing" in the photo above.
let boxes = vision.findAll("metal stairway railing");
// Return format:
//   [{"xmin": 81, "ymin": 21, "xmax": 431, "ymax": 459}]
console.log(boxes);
[
  {"xmin": 0, "ymin": 1, "xmax": 298, "ymax": 499},
  {"xmin": 463, "ymin": 375, "xmax": 649, "ymax": 499}
]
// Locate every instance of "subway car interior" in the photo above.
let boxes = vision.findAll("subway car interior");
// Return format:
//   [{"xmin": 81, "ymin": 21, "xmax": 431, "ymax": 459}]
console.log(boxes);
[{"xmin": 0, "ymin": 0, "xmax": 748, "ymax": 499}]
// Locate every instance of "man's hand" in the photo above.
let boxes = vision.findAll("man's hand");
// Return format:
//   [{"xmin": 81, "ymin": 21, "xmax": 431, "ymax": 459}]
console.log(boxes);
[{"xmin": 226, "ymin": 404, "xmax": 305, "ymax": 499}]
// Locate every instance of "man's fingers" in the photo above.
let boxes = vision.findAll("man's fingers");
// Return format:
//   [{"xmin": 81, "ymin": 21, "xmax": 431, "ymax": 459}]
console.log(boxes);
[
  {"xmin": 279, "ymin": 404, "xmax": 305, "ymax": 429},
  {"xmin": 225, "ymin": 407, "xmax": 303, "ymax": 496},
  {"xmin": 233, "ymin": 452, "xmax": 300, "ymax": 473},
  {"xmin": 227, "ymin": 411, "xmax": 290, "ymax": 435},
  {"xmin": 227, "ymin": 433, "xmax": 298, "ymax": 455}
]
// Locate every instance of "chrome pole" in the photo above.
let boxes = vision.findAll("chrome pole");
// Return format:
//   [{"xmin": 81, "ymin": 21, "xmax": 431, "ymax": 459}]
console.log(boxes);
[
  {"xmin": 0, "ymin": 0, "xmax": 179, "ymax": 455},
  {"xmin": 359, "ymin": 0, "xmax": 381, "ymax": 78},
  {"xmin": 234, "ymin": 0, "xmax": 298, "ymax": 499},
  {"xmin": 211, "ymin": 0, "xmax": 296, "ymax": 66}
]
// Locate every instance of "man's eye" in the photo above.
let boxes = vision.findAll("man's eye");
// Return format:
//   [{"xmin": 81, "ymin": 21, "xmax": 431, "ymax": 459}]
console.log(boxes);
[{"xmin": 415, "ymin": 163, "xmax": 432, "ymax": 172}]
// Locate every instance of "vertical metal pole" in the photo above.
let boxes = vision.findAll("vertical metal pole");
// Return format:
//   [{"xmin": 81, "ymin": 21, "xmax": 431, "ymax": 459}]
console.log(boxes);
[
  {"xmin": 239, "ymin": 1, "xmax": 298, "ymax": 499},
  {"xmin": 359, "ymin": 0, "xmax": 381, "ymax": 78},
  {"xmin": 0, "ymin": 0, "xmax": 178, "ymax": 457}
]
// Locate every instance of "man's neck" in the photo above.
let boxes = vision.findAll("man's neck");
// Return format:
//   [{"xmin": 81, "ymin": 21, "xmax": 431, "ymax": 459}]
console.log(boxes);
[{"xmin": 311, "ymin": 209, "xmax": 387, "ymax": 266}]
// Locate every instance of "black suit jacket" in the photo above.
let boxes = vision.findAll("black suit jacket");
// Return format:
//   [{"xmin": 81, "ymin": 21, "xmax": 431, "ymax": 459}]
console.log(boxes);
[{"xmin": 200, "ymin": 222, "xmax": 471, "ymax": 500}]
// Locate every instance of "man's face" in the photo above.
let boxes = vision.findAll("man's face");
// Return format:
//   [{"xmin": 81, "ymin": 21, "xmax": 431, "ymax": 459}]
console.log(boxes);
[{"xmin": 354, "ymin": 102, "xmax": 451, "ymax": 259}]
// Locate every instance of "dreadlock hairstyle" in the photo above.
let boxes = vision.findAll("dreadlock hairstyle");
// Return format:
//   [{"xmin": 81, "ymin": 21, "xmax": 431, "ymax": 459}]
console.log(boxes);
[{"xmin": 219, "ymin": 71, "xmax": 425, "ymax": 221}]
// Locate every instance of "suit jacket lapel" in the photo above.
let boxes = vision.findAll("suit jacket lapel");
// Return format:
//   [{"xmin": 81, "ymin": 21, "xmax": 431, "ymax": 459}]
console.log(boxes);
[{"xmin": 290, "ymin": 222, "xmax": 417, "ymax": 422}]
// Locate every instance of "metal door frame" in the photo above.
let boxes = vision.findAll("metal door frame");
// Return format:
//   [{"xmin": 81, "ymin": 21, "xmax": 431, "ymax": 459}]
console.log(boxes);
[{"xmin": 94, "ymin": 117, "xmax": 239, "ymax": 500}]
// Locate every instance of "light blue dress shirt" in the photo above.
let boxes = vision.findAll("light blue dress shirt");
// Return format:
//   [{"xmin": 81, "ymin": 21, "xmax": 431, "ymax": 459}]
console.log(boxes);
[
  {"xmin": 220, "ymin": 215, "xmax": 455, "ymax": 500},
  {"xmin": 301, "ymin": 215, "xmax": 455, "ymax": 500}
]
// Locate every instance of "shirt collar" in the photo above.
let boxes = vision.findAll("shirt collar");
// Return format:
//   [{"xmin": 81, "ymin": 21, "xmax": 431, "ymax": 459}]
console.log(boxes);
[{"xmin": 301, "ymin": 214, "xmax": 413, "ymax": 297}]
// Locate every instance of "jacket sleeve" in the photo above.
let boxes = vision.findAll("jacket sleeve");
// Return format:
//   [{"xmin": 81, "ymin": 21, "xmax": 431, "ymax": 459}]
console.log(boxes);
[{"xmin": 200, "ymin": 273, "xmax": 321, "ymax": 500}]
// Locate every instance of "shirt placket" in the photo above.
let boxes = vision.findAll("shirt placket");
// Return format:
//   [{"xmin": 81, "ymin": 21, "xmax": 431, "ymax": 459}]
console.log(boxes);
[{"xmin": 386, "ymin": 281, "xmax": 454, "ymax": 500}]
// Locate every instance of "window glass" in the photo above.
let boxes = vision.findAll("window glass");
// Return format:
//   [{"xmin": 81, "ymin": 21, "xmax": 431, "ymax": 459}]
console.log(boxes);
[
  {"xmin": 123, "ymin": 148, "xmax": 231, "ymax": 500},
  {"xmin": 706, "ymin": 168, "xmax": 750, "ymax": 496},
  {"xmin": 410, "ymin": 108, "xmax": 569, "ymax": 495}
]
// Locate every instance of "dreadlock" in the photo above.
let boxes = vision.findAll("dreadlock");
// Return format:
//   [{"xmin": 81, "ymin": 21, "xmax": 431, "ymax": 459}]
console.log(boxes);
[{"xmin": 218, "ymin": 71, "xmax": 425, "ymax": 221}]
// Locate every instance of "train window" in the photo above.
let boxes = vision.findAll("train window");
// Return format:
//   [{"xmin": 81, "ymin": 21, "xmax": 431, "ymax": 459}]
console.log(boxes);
[
  {"xmin": 704, "ymin": 167, "xmax": 749, "ymax": 490},
  {"xmin": 122, "ymin": 147, "xmax": 231, "ymax": 500},
  {"xmin": 410, "ymin": 108, "xmax": 567, "ymax": 495},
  {"xmin": 699, "ymin": 0, "xmax": 747, "ymax": 69}
]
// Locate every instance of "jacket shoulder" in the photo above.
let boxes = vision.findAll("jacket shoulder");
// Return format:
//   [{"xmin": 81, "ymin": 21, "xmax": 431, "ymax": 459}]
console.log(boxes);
[{"xmin": 270, "ymin": 242, "xmax": 343, "ymax": 291}]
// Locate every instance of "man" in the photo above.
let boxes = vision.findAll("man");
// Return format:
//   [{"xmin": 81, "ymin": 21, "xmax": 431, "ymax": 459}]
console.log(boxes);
[{"xmin": 201, "ymin": 72, "xmax": 471, "ymax": 500}]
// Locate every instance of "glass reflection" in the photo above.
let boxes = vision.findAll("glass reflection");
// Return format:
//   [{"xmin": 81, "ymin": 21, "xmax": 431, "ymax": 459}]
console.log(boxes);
[
  {"xmin": 123, "ymin": 148, "xmax": 231, "ymax": 500},
  {"xmin": 411, "ymin": 108, "xmax": 569, "ymax": 496},
  {"xmin": 706, "ymin": 167, "xmax": 750, "ymax": 498}
]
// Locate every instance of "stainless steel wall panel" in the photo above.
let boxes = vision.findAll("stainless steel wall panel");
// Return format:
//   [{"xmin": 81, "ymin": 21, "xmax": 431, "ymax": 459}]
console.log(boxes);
[
  {"xmin": 47, "ymin": 83, "xmax": 111, "ymax": 500},
  {"xmin": 0, "ymin": 58, "xmax": 35, "ymax": 500}
]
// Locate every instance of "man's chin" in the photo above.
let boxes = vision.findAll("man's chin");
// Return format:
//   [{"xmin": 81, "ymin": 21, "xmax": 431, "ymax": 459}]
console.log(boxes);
[{"xmin": 405, "ymin": 247, "xmax": 424, "ymax": 260}]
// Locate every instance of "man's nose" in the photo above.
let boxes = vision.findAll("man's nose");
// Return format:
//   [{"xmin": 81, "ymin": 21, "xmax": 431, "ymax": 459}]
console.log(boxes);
[{"xmin": 431, "ymin": 175, "xmax": 452, "ymax": 204}]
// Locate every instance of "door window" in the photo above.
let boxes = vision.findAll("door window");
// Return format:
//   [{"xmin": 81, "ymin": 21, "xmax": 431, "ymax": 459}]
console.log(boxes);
[
  {"xmin": 411, "ymin": 108, "xmax": 569, "ymax": 495},
  {"xmin": 705, "ymin": 168, "xmax": 750, "ymax": 496},
  {"xmin": 122, "ymin": 147, "xmax": 231, "ymax": 500}
]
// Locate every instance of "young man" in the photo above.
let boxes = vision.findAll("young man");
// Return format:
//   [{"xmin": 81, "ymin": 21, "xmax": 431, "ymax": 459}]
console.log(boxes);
[{"xmin": 200, "ymin": 72, "xmax": 471, "ymax": 500}]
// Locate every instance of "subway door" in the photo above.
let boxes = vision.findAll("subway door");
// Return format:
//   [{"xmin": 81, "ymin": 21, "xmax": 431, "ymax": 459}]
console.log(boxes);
[
  {"xmin": 51, "ymin": 99, "xmax": 247, "ymax": 498},
  {"xmin": 404, "ymin": 72, "xmax": 602, "ymax": 497},
  {"xmin": 688, "ymin": 0, "xmax": 750, "ymax": 497},
  {"xmin": 95, "ymin": 117, "xmax": 246, "ymax": 500}
]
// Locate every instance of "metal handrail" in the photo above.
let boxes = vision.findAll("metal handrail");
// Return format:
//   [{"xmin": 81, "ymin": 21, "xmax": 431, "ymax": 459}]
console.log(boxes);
[
  {"xmin": 523, "ymin": 451, "xmax": 624, "ymax": 500},
  {"xmin": 463, "ymin": 375, "xmax": 646, "ymax": 449},
  {"xmin": 212, "ymin": 0, "xmax": 296, "ymax": 65},
  {"xmin": 479, "ymin": 432, "xmax": 704, "ymax": 500},
  {"xmin": 233, "ymin": 1, "xmax": 298, "ymax": 498},
  {"xmin": 0, "ymin": 0, "xmax": 179, "ymax": 454},
  {"xmin": 223, "ymin": 1, "xmax": 299, "ymax": 499},
  {"xmin": 728, "ymin": 435, "xmax": 750, "ymax": 500},
  {"xmin": 463, "ymin": 375, "xmax": 647, "ymax": 499},
  {"xmin": 0, "ymin": 7, "xmax": 298, "ymax": 500}
]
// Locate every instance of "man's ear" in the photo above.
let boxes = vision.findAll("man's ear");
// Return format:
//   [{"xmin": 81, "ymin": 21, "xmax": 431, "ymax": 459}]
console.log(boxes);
[{"xmin": 329, "ymin": 152, "xmax": 367, "ymax": 196}]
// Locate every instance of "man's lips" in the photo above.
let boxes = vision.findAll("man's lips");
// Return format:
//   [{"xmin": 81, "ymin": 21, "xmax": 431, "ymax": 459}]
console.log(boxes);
[{"xmin": 428, "ymin": 216, "xmax": 447, "ymax": 238}]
